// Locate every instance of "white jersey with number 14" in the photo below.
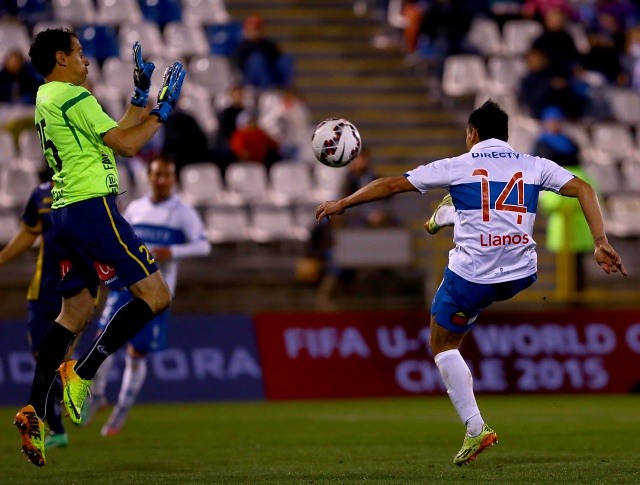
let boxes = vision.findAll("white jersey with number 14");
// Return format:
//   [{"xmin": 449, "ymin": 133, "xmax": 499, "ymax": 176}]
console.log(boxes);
[{"xmin": 405, "ymin": 138, "xmax": 575, "ymax": 284}]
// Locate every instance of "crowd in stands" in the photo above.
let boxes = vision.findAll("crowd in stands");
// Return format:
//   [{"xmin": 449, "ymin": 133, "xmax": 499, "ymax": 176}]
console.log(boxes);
[{"xmin": 0, "ymin": 0, "xmax": 321, "ymax": 244}]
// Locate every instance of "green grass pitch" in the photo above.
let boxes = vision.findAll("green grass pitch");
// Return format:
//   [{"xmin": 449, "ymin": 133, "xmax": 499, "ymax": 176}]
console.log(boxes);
[{"xmin": 1, "ymin": 395, "xmax": 637, "ymax": 484}]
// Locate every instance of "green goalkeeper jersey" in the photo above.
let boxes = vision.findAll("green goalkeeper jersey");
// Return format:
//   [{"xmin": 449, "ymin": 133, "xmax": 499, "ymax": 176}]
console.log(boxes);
[{"xmin": 34, "ymin": 81, "xmax": 120, "ymax": 209}]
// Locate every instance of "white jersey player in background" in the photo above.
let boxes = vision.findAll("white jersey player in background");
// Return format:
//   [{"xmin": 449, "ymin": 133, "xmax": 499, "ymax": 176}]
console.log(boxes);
[
  {"xmin": 315, "ymin": 100, "xmax": 627, "ymax": 466},
  {"xmin": 85, "ymin": 155, "xmax": 211, "ymax": 436}
]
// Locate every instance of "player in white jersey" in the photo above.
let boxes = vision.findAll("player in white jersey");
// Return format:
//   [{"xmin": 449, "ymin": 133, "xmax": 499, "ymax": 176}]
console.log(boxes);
[
  {"xmin": 315, "ymin": 100, "xmax": 627, "ymax": 466},
  {"xmin": 85, "ymin": 156, "xmax": 211, "ymax": 435}
]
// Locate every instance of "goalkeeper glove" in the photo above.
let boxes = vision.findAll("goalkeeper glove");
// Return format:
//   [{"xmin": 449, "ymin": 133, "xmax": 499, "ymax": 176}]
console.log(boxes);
[
  {"xmin": 131, "ymin": 41, "xmax": 155, "ymax": 107},
  {"xmin": 150, "ymin": 62, "xmax": 187, "ymax": 123}
]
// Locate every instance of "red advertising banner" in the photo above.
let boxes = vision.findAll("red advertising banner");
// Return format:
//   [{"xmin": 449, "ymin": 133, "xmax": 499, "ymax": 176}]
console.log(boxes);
[{"xmin": 254, "ymin": 310, "xmax": 640, "ymax": 399}]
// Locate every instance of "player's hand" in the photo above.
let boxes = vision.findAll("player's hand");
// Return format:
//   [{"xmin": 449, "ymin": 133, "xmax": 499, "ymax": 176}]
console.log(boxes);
[
  {"xmin": 150, "ymin": 62, "xmax": 187, "ymax": 123},
  {"xmin": 316, "ymin": 200, "xmax": 344, "ymax": 222},
  {"xmin": 594, "ymin": 243, "xmax": 627, "ymax": 276},
  {"xmin": 130, "ymin": 42, "xmax": 155, "ymax": 107}
]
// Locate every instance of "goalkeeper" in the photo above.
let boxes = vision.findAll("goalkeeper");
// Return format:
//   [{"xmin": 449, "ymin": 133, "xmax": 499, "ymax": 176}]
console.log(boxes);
[{"xmin": 13, "ymin": 28, "xmax": 186, "ymax": 467}]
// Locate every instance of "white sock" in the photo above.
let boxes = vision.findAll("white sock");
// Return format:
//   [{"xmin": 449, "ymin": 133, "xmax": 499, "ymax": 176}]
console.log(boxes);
[
  {"xmin": 117, "ymin": 354, "xmax": 147, "ymax": 409},
  {"xmin": 435, "ymin": 205, "xmax": 455, "ymax": 226},
  {"xmin": 434, "ymin": 349, "xmax": 484, "ymax": 436},
  {"xmin": 92, "ymin": 353, "xmax": 114, "ymax": 398}
]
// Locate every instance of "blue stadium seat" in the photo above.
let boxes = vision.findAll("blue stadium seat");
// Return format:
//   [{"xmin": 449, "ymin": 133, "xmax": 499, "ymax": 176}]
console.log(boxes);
[
  {"xmin": 138, "ymin": 0, "xmax": 182, "ymax": 28},
  {"xmin": 16, "ymin": 0, "xmax": 53, "ymax": 27},
  {"xmin": 76, "ymin": 24, "xmax": 119, "ymax": 63},
  {"xmin": 204, "ymin": 21, "xmax": 243, "ymax": 57}
]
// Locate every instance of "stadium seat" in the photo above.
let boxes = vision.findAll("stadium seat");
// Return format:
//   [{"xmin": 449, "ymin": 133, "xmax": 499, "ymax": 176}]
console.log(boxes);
[
  {"xmin": 249, "ymin": 205, "xmax": 309, "ymax": 244},
  {"xmin": 0, "ymin": 20, "xmax": 32, "ymax": 59},
  {"xmin": 76, "ymin": 24, "xmax": 120, "ymax": 63},
  {"xmin": 620, "ymin": 157, "xmax": 640, "ymax": 192},
  {"xmin": 0, "ymin": 130, "xmax": 17, "ymax": 162},
  {"xmin": 205, "ymin": 206, "xmax": 252, "ymax": 244},
  {"xmin": 32, "ymin": 20, "xmax": 74, "ymax": 36},
  {"xmin": 269, "ymin": 160, "xmax": 317, "ymax": 205},
  {"xmin": 177, "ymin": 87, "xmax": 219, "ymax": 139},
  {"xmin": 0, "ymin": 209, "xmax": 20, "ymax": 245},
  {"xmin": 16, "ymin": 0, "xmax": 53, "ymax": 28},
  {"xmin": 96, "ymin": 0, "xmax": 142, "ymax": 26},
  {"xmin": 501, "ymin": 19, "xmax": 543, "ymax": 56},
  {"xmin": 204, "ymin": 21, "xmax": 243, "ymax": 57},
  {"xmin": 180, "ymin": 162, "xmax": 243, "ymax": 208},
  {"xmin": 582, "ymin": 161, "xmax": 622, "ymax": 198},
  {"xmin": 563, "ymin": 122, "xmax": 592, "ymax": 149},
  {"xmin": 225, "ymin": 161, "xmax": 270, "ymax": 205},
  {"xmin": 163, "ymin": 21, "xmax": 209, "ymax": 59},
  {"xmin": 101, "ymin": 57, "xmax": 134, "ymax": 97},
  {"xmin": 17, "ymin": 130, "xmax": 45, "ymax": 171},
  {"xmin": 138, "ymin": 0, "xmax": 182, "ymax": 28},
  {"xmin": 441, "ymin": 54, "xmax": 487, "ymax": 98},
  {"xmin": 467, "ymin": 18, "xmax": 502, "ymax": 57},
  {"xmin": 52, "ymin": 0, "xmax": 96, "ymax": 26},
  {"xmin": 312, "ymin": 162, "xmax": 347, "ymax": 202},
  {"xmin": 0, "ymin": 167, "xmax": 39, "ymax": 209},
  {"xmin": 181, "ymin": 0, "xmax": 230, "ymax": 26},
  {"xmin": 486, "ymin": 55, "xmax": 527, "ymax": 94},
  {"xmin": 606, "ymin": 87, "xmax": 640, "ymax": 125},
  {"xmin": 605, "ymin": 194, "xmax": 640, "ymax": 237},
  {"xmin": 590, "ymin": 122, "xmax": 635, "ymax": 161},
  {"xmin": 188, "ymin": 55, "xmax": 235, "ymax": 99},
  {"xmin": 118, "ymin": 21, "xmax": 165, "ymax": 60}
]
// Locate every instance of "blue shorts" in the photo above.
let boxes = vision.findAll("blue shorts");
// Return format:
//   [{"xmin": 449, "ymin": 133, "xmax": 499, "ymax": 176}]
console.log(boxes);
[
  {"xmin": 99, "ymin": 290, "xmax": 169, "ymax": 353},
  {"xmin": 51, "ymin": 195, "xmax": 158, "ymax": 298},
  {"xmin": 27, "ymin": 298, "xmax": 61, "ymax": 353},
  {"xmin": 431, "ymin": 267, "xmax": 537, "ymax": 334}
]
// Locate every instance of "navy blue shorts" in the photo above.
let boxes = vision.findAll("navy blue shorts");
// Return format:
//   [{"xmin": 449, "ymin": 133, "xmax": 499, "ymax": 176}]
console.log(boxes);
[
  {"xmin": 27, "ymin": 299, "xmax": 61, "ymax": 353},
  {"xmin": 431, "ymin": 267, "xmax": 537, "ymax": 334},
  {"xmin": 99, "ymin": 290, "xmax": 169, "ymax": 353},
  {"xmin": 51, "ymin": 195, "xmax": 158, "ymax": 298}
]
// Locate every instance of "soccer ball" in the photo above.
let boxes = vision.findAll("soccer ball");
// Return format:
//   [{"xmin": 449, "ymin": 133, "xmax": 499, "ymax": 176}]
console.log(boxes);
[{"xmin": 311, "ymin": 118, "xmax": 362, "ymax": 168}]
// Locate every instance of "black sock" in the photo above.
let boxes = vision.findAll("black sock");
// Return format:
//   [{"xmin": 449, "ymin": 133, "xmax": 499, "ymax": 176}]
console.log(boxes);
[
  {"xmin": 75, "ymin": 297, "xmax": 154, "ymax": 380},
  {"xmin": 46, "ymin": 379, "xmax": 65, "ymax": 435},
  {"xmin": 29, "ymin": 322, "xmax": 76, "ymax": 418}
]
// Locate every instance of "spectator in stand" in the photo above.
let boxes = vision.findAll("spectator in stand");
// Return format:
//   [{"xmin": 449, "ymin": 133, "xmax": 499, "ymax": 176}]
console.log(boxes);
[
  {"xmin": 214, "ymin": 84, "xmax": 246, "ymax": 174},
  {"xmin": 416, "ymin": 0, "xmax": 476, "ymax": 72},
  {"xmin": 161, "ymin": 108, "xmax": 210, "ymax": 179},
  {"xmin": 519, "ymin": 47, "xmax": 588, "ymax": 119},
  {"xmin": 233, "ymin": 14, "xmax": 293, "ymax": 90},
  {"xmin": 259, "ymin": 87, "xmax": 315, "ymax": 162},
  {"xmin": 531, "ymin": 106, "xmax": 580, "ymax": 167},
  {"xmin": 0, "ymin": 49, "xmax": 42, "ymax": 104},
  {"xmin": 521, "ymin": 0, "xmax": 576, "ymax": 23},
  {"xmin": 229, "ymin": 110, "xmax": 280, "ymax": 168},
  {"xmin": 625, "ymin": 26, "xmax": 640, "ymax": 92},
  {"xmin": 531, "ymin": 8, "xmax": 582, "ymax": 79},
  {"xmin": 402, "ymin": 0, "xmax": 428, "ymax": 55},
  {"xmin": 583, "ymin": 9, "xmax": 628, "ymax": 85}
]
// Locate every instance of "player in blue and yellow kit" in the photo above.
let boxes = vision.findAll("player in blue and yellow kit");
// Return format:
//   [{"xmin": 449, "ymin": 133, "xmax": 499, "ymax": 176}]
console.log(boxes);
[
  {"xmin": 0, "ymin": 181, "xmax": 71, "ymax": 448},
  {"xmin": 13, "ymin": 28, "xmax": 186, "ymax": 467}
]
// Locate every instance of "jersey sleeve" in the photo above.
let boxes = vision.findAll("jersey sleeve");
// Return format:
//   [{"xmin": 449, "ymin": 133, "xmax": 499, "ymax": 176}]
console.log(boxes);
[
  {"xmin": 21, "ymin": 187, "xmax": 42, "ymax": 231},
  {"xmin": 404, "ymin": 158, "xmax": 453, "ymax": 193},
  {"xmin": 536, "ymin": 156, "xmax": 575, "ymax": 193},
  {"xmin": 170, "ymin": 203, "xmax": 211, "ymax": 259}
]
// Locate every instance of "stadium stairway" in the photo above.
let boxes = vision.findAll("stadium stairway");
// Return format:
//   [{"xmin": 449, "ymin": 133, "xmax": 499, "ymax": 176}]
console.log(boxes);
[{"xmin": 226, "ymin": 0, "xmax": 466, "ymax": 172}]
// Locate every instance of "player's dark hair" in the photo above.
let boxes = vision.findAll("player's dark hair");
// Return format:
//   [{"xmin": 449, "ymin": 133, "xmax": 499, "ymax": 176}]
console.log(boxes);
[
  {"xmin": 468, "ymin": 99, "xmax": 509, "ymax": 142},
  {"xmin": 148, "ymin": 155, "xmax": 176, "ymax": 174},
  {"xmin": 29, "ymin": 28, "xmax": 77, "ymax": 77}
]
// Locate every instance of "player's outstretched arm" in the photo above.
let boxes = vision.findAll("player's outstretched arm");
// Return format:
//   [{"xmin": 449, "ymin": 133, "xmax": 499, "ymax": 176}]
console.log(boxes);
[
  {"xmin": 118, "ymin": 42, "xmax": 156, "ymax": 129},
  {"xmin": 0, "ymin": 224, "xmax": 39, "ymax": 266},
  {"xmin": 559, "ymin": 177, "xmax": 627, "ymax": 276},
  {"xmin": 316, "ymin": 175, "xmax": 416, "ymax": 222}
]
